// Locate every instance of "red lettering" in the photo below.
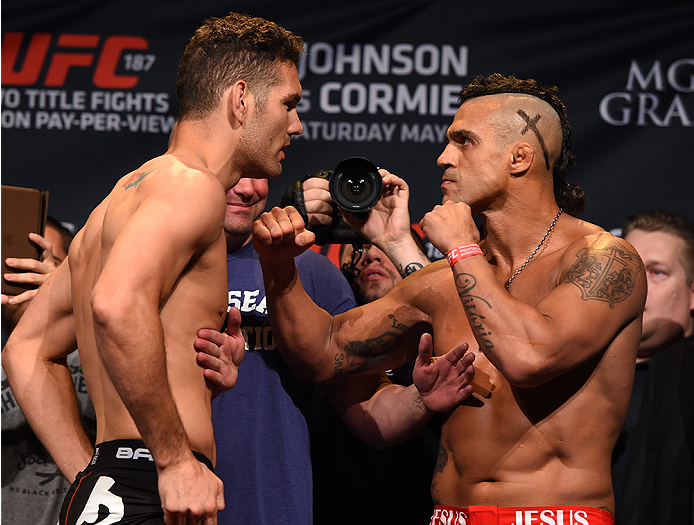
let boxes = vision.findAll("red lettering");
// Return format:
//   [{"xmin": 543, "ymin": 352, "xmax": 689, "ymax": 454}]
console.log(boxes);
[
  {"xmin": 2, "ymin": 33, "xmax": 150, "ymax": 88},
  {"xmin": 1, "ymin": 32, "xmax": 51, "ymax": 85},
  {"xmin": 44, "ymin": 34, "xmax": 99, "ymax": 87},
  {"xmin": 93, "ymin": 36, "xmax": 148, "ymax": 88}
]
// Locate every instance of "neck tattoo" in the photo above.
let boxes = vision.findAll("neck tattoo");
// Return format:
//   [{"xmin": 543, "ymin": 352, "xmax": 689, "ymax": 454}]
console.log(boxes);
[{"xmin": 503, "ymin": 208, "xmax": 563, "ymax": 290}]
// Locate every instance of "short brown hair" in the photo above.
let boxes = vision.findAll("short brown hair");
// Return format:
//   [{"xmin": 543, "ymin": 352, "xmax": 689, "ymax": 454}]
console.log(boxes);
[
  {"xmin": 176, "ymin": 12, "xmax": 303, "ymax": 120},
  {"xmin": 623, "ymin": 209, "xmax": 694, "ymax": 284}
]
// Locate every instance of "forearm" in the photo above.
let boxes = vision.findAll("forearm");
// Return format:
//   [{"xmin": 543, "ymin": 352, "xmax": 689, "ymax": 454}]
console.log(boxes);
[
  {"xmin": 339, "ymin": 383, "xmax": 432, "ymax": 448},
  {"xmin": 260, "ymin": 256, "xmax": 337, "ymax": 382},
  {"xmin": 379, "ymin": 237, "xmax": 430, "ymax": 278},
  {"xmin": 3, "ymin": 351, "xmax": 93, "ymax": 481},
  {"xmin": 93, "ymin": 304, "xmax": 193, "ymax": 468},
  {"xmin": 449, "ymin": 255, "xmax": 556, "ymax": 384}
]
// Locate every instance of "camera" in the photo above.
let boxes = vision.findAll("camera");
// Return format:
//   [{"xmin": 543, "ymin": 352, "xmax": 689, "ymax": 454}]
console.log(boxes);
[
  {"xmin": 280, "ymin": 157, "xmax": 383, "ymax": 245},
  {"xmin": 328, "ymin": 157, "xmax": 383, "ymax": 214}
]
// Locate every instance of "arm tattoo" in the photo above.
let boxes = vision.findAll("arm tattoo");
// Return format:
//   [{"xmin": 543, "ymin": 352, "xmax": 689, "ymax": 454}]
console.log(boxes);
[
  {"xmin": 566, "ymin": 243, "xmax": 641, "ymax": 308},
  {"xmin": 333, "ymin": 314, "xmax": 410, "ymax": 378},
  {"xmin": 517, "ymin": 109, "xmax": 550, "ymax": 170},
  {"xmin": 454, "ymin": 272, "xmax": 495, "ymax": 350},
  {"xmin": 122, "ymin": 169, "xmax": 154, "ymax": 190}
]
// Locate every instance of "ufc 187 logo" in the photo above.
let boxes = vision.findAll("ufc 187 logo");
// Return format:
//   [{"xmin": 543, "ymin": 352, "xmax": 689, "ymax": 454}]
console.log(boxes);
[{"xmin": 1, "ymin": 32, "xmax": 154, "ymax": 89}]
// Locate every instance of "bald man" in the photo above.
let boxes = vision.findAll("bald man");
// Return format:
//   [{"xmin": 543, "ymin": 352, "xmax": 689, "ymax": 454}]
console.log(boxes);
[{"xmin": 252, "ymin": 74, "xmax": 646, "ymax": 524}]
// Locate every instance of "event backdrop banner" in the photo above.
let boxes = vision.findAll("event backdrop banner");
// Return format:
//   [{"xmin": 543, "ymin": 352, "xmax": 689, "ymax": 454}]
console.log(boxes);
[{"xmin": 2, "ymin": 0, "xmax": 692, "ymax": 234}]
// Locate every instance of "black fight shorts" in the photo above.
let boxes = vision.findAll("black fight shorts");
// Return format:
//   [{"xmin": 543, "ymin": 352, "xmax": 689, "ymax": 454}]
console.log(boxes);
[{"xmin": 60, "ymin": 439, "xmax": 213, "ymax": 525}]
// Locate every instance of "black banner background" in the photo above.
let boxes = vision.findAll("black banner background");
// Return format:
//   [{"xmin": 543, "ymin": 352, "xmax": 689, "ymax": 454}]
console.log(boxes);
[{"xmin": 2, "ymin": 0, "xmax": 693, "ymax": 232}]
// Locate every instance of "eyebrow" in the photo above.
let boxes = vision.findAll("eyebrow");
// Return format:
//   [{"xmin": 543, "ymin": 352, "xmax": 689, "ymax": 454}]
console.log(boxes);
[{"xmin": 448, "ymin": 127, "xmax": 481, "ymax": 142}]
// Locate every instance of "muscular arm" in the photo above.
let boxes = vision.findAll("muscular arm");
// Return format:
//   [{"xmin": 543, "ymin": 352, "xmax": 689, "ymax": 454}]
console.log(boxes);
[
  {"xmin": 254, "ymin": 207, "xmax": 429, "ymax": 383},
  {"xmin": 422, "ymin": 202, "xmax": 646, "ymax": 387},
  {"xmin": 2, "ymin": 260, "xmax": 92, "ymax": 481},
  {"xmin": 90, "ymin": 174, "xmax": 225, "ymax": 470},
  {"xmin": 326, "ymin": 334, "xmax": 474, "ymax": 448}
]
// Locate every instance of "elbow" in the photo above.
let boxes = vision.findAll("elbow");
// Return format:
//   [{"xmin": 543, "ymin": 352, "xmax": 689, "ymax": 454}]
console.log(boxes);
[
  {"xmin": 501, "ymin": 353, "xmax": 556, "ymax": 389},
  {"xmin": 90, "ymin": 286, "xmax": 137, "ymax": 341},
  {"xmin": 91, "ymin": 289, "xmax": 117, "ymax": 332}
]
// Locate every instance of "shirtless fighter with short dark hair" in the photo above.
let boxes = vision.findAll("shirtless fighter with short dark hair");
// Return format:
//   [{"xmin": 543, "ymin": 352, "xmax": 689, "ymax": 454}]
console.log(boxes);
[{"xmin": 251, "ymin": 74, "xmax": 646, "ymax": 525}]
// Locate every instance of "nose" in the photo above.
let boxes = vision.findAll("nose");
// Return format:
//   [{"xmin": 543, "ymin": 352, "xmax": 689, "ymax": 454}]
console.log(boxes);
[
  {"xmin": 231, "ymin": 178, "xmax": 255, "ymax": 199},
  {"xmin": 437, "ymin": 144, "xmax": 454, "ymax": 169},
  {"xmin": 289, "ymin": 109, "xmax": 303, "ymax": 136},
  {"xmin": 361, "ymin": 244, "xmax": 383, "ymax": 266}
]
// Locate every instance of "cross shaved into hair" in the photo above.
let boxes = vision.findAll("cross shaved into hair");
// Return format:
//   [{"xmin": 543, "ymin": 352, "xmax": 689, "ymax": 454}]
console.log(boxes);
[
  {"xmin": 517, "ymin": 109, "xmax": 550, "ymax": 170},
  {"xmin": 460, "ymin": 73, "xmax": 586, "ymax": 216}
]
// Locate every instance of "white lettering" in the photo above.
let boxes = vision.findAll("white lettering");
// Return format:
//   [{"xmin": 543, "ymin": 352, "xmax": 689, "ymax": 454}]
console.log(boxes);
[
  {"xmin": 574, "ymin": 510, "xmax": 590, "ymax": 525},
  {"xmin": 668, "ymin": 58, "xmax": 694, "ymax": 92},
  {"xmin": 627, "ymin": 60, "xmax": 664, "ymax": 91},
  {"xmin": 539, "ymin": 509, "xmax": 556, "ymax": 525},
  {"xmin": 1, "ymin": 88, "xmax": 22, "ymax": 108}
]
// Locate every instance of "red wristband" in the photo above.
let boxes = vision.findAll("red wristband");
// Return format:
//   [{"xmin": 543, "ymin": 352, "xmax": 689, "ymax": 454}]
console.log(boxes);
[{"xmin": 446, "ymin": 244, "xmax": 483, "ymax": 266}]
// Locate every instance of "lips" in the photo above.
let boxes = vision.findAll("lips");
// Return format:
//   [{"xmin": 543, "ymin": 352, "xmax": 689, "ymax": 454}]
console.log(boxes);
[{"xmin": 359, "ymin": 267, "xmax": 388, "ymax": 281}]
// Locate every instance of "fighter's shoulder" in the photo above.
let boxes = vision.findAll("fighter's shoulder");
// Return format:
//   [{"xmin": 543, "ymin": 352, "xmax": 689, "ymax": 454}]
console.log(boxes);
[
  {"xmin": 560, "ymin": 223, "xmax": 646, "ymax": 310},
  {"xmin": 562, "ymin": 222, "xmax": 642, "ymax": 270},
  {"xmin": 121, "ymin": 155, "xmax": 222, "ymax": 196}
]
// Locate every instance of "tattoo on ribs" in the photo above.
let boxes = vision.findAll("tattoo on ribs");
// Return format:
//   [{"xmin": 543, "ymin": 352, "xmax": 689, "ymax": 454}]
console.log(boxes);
[
  {"xmin": 434, "ymin": 443, "xmax": 448, "ymax": 474},
  {"xmin": 517, "ymin": 109, "xmax": 550, "ymax": 170},
  {"xmin": 567, "ymin": 243, "xmax": 641, "ymax": 308},
  {"xmin": 454, "ymin": 272, "xmax": 494, "ymax": 350},
  {"xmin": 122, "ymin": 169, "xmax": 154, "ymax": 190}
]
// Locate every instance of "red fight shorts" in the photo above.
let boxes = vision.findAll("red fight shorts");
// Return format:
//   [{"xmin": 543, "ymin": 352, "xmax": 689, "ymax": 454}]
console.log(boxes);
[{"xmin": 430, "ymin": 505, "xmax": 614, "ymax": 525}]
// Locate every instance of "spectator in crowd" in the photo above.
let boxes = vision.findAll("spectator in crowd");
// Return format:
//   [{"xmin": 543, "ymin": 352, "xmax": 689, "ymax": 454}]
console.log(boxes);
[
  {"xmin": 252, "ymin": 73, "xmax": 646, "ymax": 523},
  {"xmin": 2, "ymin": 218, "xmax": 96, "ymax": 525},
  {"xmin": 612, "ymin": 209, "xmax": 694, "ymax": 524}
]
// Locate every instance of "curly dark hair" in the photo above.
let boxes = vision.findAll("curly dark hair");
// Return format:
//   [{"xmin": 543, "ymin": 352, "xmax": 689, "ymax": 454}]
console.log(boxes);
[
  {"xmin": 460, "ymin": 74, "xmax": 586, "ymax": 216},
  {"xmin": 176, "ymin": 12, "xmax": 303, "ymax": 120}
]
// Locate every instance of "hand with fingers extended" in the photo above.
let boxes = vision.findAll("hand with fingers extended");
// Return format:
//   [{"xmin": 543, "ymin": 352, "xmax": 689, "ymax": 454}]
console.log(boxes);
[
  {"xmin": 252, "ymin": 206, "xmax": 315, "ymax": 262},
  {"xmin": 195, "ymin": 307, "xmax": 245, "ymax": 397},
  {"xmin": 2, "ymin": 232, "xmax": 63, "ymax": 306},
  {"xmin": 158, "ymin": 455, "xmax": 225, "ymax": 525},
  {"xmin": 412, "ymin": 333, "xmax": 475, "ymax": 413}
]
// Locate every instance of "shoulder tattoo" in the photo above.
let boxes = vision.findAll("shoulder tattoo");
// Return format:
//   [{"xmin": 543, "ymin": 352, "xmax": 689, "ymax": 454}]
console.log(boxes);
[
  {"xmin": 566, "ymin": 242, "xmax": 642, "ymax": 308},
  {"xmin": 122, "ymin": 169, "xmax": 154, "ymax": 190}
]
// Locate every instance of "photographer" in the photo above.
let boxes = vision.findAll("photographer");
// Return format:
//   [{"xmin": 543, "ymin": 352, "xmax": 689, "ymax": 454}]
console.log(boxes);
[
  {"xmin": 287, "ymin": 162, "xmax": 431, "ymax": 277},
  {"xmin": 288, "ymin": 165, "xmax": 444, "ymax": 524}
]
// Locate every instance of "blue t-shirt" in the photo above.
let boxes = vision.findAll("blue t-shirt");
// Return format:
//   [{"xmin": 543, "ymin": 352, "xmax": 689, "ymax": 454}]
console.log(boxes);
[{"xmin": 212, "ymin": 242, "xmax": 356, "ymax": 525}]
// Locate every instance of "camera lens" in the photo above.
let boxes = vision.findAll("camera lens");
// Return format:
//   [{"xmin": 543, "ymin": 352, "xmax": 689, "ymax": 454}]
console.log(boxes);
[{"xmin": 329, "ymin": 157, "xmax": 383, "ymax": 212}]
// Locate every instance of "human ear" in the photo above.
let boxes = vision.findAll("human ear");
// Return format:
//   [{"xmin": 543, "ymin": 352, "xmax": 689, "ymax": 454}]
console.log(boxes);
[
  {"xmin": 509, "ymin": 142, "xmax": 534, "ymax": 175},
  {"xmin": 229, "ymin": 81, "xmax": 249, "ymax": 124}
]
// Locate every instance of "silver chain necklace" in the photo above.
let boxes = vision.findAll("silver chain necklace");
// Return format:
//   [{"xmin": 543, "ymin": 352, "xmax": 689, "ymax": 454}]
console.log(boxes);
[{"xmin": 504, "ymin": 208, "xmax": 563, "ymax": 290}]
